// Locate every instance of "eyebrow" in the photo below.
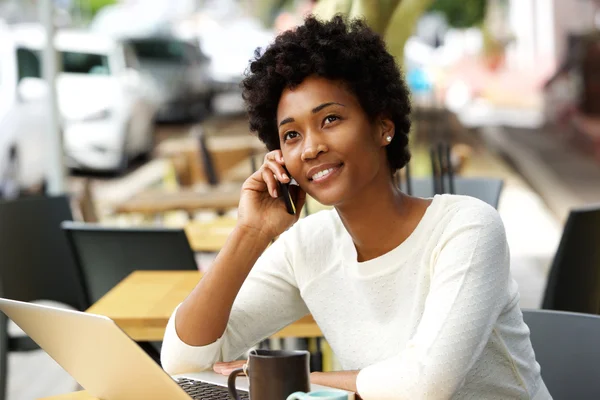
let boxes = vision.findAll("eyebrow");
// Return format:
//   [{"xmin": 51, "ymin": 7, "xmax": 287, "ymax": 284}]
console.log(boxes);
[{"xmin": 278, "ymin": 102, "xmax": 345, "ymax": 127}]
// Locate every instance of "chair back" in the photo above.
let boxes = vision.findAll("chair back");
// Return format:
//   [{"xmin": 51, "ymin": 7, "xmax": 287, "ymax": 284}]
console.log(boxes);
[
  {"xmin": 61, "ymin": 222, "xmax": 198, "ymax": 304},
  {"xmin": 0, "ymin": 196, "xmax": 88, "ymax": 310},
  {"xmin": 198, "ymin": 132, "xmax": 219, "ymax": 185},
  {"xmin": 523, "ymin": 309, "xmax": 600, "ymax": 399},
  {"xmin": 541, "ymin": 205, "xmax": 600, "ymax": 314},
  {"xmin": 408, "ymin": 177, "xmax": 504, "ymax": 209}
]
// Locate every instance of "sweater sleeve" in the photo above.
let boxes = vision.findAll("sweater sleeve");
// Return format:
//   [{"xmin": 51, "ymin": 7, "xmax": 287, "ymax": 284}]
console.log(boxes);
[
  {"xmin": 356, "ymin": 202, "xmax": 511, "ymax": 399},
  {"xmin": 161, "ymin": 230, "xmax": 310, "ymax": 375}
]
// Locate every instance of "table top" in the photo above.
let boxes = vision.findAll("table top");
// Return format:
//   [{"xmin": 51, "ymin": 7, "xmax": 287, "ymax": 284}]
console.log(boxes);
[
  {"xmin": 184, "ymin": 217, "xmax": 237, "ymax": 252},
  {"xmin": 87, "ymin": 270, "xmax": 320, "ymax": 342},
  {"xmin": 114, "ymin": 186, "xmax": 241, "ymax": 215},
  {"xmin": 39, "ymin": 392, "xmax": 93, "ymax": 400},
  {"xmin": 39, "ymin": 271, "xmax": 320, "ymax": 400}
]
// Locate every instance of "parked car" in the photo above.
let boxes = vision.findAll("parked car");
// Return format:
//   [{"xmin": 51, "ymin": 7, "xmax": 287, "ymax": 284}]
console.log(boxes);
[
  {"xmin": 172, "ymin": 10, "xmax": 275, "ymax": 114},
  {"xmin": 10, "ymin": 24, "xmax": 159, "ymax": 173},
  {"xmin": 125, "ymin": 35, "xmax": 214, "ymax": 122},
  {"xmin": 90, "ymin": 1, "xmax": 267, "ymax": 116},
  {"xmin": 0, "ymin": 21, "xmax": 47, "ymax": 198}
]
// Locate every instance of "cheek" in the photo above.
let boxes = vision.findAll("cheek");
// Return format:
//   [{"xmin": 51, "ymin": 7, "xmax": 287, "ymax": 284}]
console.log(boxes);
[
  {"xmin": 344, "ymin": 130, "xmax": 384, "ymax": 180},
  {"xmin": 345, "ymin": 127, "xmax": 381, "ymax": 162},
  {"xmin": 281, "ymin": 148, "xmax": 303, "ymax": 178}
]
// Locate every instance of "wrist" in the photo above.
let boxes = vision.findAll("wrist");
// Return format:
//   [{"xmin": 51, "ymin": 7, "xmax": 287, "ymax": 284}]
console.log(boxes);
[
  {"xmin": 233, "ymin": 223, "xmax": 273, "ymax": 247},
  {"xmin": 309, "ymin": 370, "xmax": 360, "ymax": 394}
]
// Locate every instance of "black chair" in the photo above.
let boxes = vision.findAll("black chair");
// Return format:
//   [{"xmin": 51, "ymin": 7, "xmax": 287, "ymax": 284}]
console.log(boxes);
[
  {"xmin": 0, "ymin": 195, "xmax": 88, "ymax": 400},
  {"xmin": 407, "ymin": 177, "xmax": 504, "ymax": 209},
  {"xmin": 523, "ymin": 309, "xmax": 600, "ymax": 399},
  {"xmin": 61, "ymin": 222, "xmax": 199, "ymax": 305},
  {"xmin": 541, "ymin": 205, "xmax": 600, "ymax": 314},
  {"xmin": 198, "ymin": 130, "xmax": 219, "ymax": 186},
  {"xmin": 397, "ymin": 143, "xmax": 504, "ymax": 209}
]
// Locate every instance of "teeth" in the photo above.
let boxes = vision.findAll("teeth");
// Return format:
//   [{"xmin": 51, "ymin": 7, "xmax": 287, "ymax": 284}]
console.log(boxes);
[{"xmin": 312, "ymin": 168, "xmax": 335, "ymax": 180}]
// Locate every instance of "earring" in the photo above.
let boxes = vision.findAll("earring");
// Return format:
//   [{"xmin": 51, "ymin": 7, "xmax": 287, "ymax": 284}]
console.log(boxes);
[{"xmin": 386, "ymin": 136, "xmax": 392, "ymax": 142}]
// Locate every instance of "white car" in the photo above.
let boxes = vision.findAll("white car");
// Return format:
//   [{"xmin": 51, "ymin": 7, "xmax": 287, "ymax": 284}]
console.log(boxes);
[
  {"xmin": 173, "ymin": 10, "xmax": 275, "ymax": 114},
  {"xmin": 124, "ymin": 35, "xmax": 215, "ymax": 122},
  {"xmin": 10, "ymin": 24, "xmax": 159, "ymax": 173},
  {"xmin": 0, "ymin": 21, "xmax": 47, "ymax": 198}
]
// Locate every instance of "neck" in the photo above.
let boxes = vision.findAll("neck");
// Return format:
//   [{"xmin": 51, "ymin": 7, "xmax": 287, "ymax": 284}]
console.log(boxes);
[{"xmin": 334, "ymin": 175, "xmax": 418, "ymax": 262}]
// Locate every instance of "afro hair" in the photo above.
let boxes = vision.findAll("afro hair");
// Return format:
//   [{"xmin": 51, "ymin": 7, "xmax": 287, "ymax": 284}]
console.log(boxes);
[{"xmin": 242, "ymin": 15, "xmax": 412, "ymax": 172}]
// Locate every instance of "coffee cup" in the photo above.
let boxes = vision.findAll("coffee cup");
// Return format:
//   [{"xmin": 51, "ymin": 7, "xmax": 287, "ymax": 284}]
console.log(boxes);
[{"xmin": 228, "ymin": 349, "xmax": 310, "ymax": 400}]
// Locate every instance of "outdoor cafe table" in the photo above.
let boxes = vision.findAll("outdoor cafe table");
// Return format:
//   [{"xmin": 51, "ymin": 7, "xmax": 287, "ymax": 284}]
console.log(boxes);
[
  {"xmin": 38, "ymin": 271, "xmax": 321, "ymax": 400},
  {"xmin": 114, "ymin": 186, "xmax": 242, "ymax": 215},
  {"xmin": 184, "ymin": 217, "xmax": 237, "ymax": 252},
  {"xmin": 40, "ymin": 392, "xmax": 92, "ymax": 400},
  {"xmin": 86, "ymin": 270, "xmax": 321, "ymax": 342}
]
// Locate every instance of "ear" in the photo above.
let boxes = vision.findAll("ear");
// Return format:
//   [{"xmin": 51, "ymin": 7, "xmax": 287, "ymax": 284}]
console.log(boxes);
[{"xmin": 379, "ymin": 117, "xmax": 395, "ymax": 146}]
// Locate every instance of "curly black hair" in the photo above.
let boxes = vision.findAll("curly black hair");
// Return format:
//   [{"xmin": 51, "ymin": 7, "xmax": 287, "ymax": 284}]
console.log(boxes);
[{"xmin": 242, "ymin": 14, "xmax": 412, "ymax": 172}]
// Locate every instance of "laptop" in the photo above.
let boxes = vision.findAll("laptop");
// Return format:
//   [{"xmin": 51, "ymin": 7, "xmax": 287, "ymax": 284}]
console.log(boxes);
[{"xmin": 0, "ymin": 298, "xmax": 353, "ymax": 400}]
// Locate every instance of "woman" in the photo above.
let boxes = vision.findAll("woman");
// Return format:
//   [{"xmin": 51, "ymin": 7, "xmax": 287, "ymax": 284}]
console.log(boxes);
[{"xmin": 161, "ymin": 16, "xmax": 551, "ymax": 399}]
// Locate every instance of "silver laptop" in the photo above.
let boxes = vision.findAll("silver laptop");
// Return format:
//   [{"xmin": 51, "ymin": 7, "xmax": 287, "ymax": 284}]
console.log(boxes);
[{"xmin": 0, "ymin": 298, "xmax": 353, "ymax": 400}]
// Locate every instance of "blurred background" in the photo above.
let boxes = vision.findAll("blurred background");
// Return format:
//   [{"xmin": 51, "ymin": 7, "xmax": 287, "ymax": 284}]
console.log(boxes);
[{"xmin": 1, "ymin": 0, "xmax": 600, "ymax": 398}]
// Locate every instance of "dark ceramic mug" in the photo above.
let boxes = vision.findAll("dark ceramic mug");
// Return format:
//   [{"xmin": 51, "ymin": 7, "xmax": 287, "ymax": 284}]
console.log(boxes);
[{"xmin": 228, "ymin": 349, "xmax": 311, "ymax": 400}]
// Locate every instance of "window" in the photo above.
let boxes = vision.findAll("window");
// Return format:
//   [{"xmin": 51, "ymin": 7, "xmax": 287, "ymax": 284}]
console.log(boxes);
[
  {"xmin": 62, "ymin": 51, "xmax": 110, "ymax": 75},
  {"xmin": 130, "ymin": 39, "xmax": 204, "ymax": 65},
  {"xmin": 16, "ymin": 48, "xmax": 42, "ymax": 81},
  {"xmin": 16, "ymin": 48, "xmax": 111, "ymax": 77}
]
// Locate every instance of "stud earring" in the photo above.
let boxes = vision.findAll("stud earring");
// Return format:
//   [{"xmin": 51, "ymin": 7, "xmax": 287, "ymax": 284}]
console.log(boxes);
[{"xmin": 386, "ymin": 136, "xmax": 392, "ymax": 142}]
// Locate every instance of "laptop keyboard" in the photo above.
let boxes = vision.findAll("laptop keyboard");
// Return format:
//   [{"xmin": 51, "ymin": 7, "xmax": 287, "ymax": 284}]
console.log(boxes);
[{"xmin": 177, "ymin": 378, "xmax": 249, "ymax": 400}]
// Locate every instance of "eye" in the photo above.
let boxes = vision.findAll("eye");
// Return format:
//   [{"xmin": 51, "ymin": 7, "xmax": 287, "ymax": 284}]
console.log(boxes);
[
  {"xmin": 323, "ymin": 115, "xmax": 340, "ymax": 126},
  {"xmin": 283, "ymin": 131, "xmax": 299, "ymax": 142}
]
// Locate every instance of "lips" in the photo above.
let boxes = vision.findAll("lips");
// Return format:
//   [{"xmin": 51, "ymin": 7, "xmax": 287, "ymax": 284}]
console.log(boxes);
[{"xmin": 306, "ymin": 163, "xmax": 343, "ymax": 182}]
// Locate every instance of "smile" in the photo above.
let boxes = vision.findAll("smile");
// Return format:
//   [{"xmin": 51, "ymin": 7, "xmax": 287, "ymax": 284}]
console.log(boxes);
[{"xmin": 309, "ymin": 163, "xmax": 343, "ymax": 183}]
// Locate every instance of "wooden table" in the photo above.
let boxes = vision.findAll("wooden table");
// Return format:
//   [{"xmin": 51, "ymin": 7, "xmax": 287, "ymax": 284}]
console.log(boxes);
[
  {"xmin": 87, "ymin": 270, "xmax": 321, "ymax": 342},
  {"xmin": 38, "ymin": 271, "xmax": 321, "ymax": 399},
  {"xmin": 184, "ymin": 217, "xmax": 237, "ymax": 252},
  {"xmin": 40, "ymin": 392, "xmax": 92, "ymax": 400},
  {"xmin": 114, "ymin": 186, "xmax": 241, "ymax": 215}
]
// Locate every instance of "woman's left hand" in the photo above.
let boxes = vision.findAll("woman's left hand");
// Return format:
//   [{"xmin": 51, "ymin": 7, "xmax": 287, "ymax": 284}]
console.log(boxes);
[{"xmin": 213, "ymin": 360, "xmax": 247, "ymax": 375}]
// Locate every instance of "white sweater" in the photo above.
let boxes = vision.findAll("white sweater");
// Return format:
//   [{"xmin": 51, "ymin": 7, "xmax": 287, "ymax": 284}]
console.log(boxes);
[{"xmin": 161, "ymin": 195, "xmax": 551, "ymax": 399}]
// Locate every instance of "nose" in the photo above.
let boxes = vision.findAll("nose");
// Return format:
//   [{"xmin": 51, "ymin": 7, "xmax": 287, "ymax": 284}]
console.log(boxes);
[{"xmin": 301, "ymin": 134, "xmax": 329, "ymax": 161}]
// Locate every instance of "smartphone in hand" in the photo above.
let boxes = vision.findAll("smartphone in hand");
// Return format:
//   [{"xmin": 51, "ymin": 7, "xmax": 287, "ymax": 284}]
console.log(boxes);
[{"xmin": 278, "ymin": 167, "xmax": 297, "ymax": 215}]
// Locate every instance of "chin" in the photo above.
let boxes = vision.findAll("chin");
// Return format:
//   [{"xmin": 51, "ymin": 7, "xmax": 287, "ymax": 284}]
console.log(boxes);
[{"xmin": 307, "ymin": 186, "xmax": 349, "ymax": 208}]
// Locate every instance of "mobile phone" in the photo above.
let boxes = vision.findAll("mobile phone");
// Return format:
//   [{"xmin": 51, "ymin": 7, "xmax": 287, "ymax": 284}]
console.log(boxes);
[{"xmin": 278, "ymin": 167, "xmax": 297, "ymax": 215}]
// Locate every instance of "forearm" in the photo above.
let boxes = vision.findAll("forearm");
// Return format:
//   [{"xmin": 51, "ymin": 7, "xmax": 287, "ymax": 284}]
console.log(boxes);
[
  {"xmin": 175, "ymin": 225, "xmax": 271, "ymax": 346},
  {"xmin": 310, "ymin": 371, "xmax": 360, "ymax": 395}
]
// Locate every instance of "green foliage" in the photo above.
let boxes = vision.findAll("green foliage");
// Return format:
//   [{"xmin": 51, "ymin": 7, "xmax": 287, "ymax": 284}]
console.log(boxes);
[
  {"xmin": 87, "ymin": 0, "xmax": 117, "ymax": 16},
  {"xmin": 313, "ymin": 0, "xmax": 434, "ymax": 66},
  {"xmin": 428, "ymin": 0, "xmax": 487, "ymax": 28}
]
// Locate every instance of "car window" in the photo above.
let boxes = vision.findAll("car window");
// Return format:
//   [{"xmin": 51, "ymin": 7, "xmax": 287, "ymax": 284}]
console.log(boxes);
[
  {"xmin": 16, "ymin": 48, "xmax": 42, "ymax": 81},
  {"xmin": 62, "ymin": 51, "xmax": 111, "ymax": 75},
  {"xmin": 16, "ymin": 48, "xmax": 111, "ymax": 76},
  {"xmin": 130, "ymin": 39, "xmax": 203, "ymax": 65}
]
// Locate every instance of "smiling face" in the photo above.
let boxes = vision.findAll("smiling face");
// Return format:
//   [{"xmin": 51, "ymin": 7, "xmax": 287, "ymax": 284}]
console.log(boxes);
[{"xmin": 276, "ymin": 76, "xmax": 395, "ymax": 206}]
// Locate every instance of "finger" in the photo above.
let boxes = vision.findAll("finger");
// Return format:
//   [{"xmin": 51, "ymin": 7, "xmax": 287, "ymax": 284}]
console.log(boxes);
[
  {"xmin": 213, "ymin": 360, "xmax": 246, "ymax": 374},
  {"xmin": 264, "ymin": 159, "xmax": 290, "ymax": 183},
  {"xmin": 245, "ymin": 168, "xmax": 268, "ymax": 191},
  {"xmin": 261, "ymin": 167, "xmax": 280, "ymax": 198},
  {"xmin": 214, "ymin": 360, "xmax": 246, "ymax": 368},
  {"xmin": 219, "ymin": 366, "xmax": 246, "ymax": 376},
  {"xmin": 213, "ymin": 365, "xmax": 246, "ymax": 376},
  {"xmin": 276, "ymin": 152, "xmax": 285, "ymax": 164},
  {"xmin": 264, "ymin": 150, "xmax": 284, "ymax": 164},
  {"xmin": 214, "ymin": 364, "xmax": 234, "ymax": 376}
]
